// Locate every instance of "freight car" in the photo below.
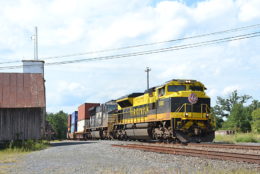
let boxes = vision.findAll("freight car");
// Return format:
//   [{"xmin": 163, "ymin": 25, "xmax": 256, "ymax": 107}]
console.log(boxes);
[{"xmin": 69, "ymin": 79, "xmax": 215, "ymax": 143}]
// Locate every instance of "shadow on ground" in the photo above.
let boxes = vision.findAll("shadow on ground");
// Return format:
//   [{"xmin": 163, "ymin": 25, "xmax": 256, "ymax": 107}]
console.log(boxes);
[{"xmin": 50, "ymin": 141, "xmax": 96, "ymax": 147}]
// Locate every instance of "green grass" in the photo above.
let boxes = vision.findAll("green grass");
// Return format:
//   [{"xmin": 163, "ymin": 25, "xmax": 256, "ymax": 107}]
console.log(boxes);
[
  {"xmin": 0, "ymin": 150, "xmax": 28, "ymax": 174},
  {"xmin": 1, "ymin": 140, "xmax": 50, "ymax": 152},
  {"xmin": 215, "ymin": 133, "xmax": 260, "ymax": 143},
  {"xmin": 0, "ymin": 140, "xmax": 50, "ymax": 174}
]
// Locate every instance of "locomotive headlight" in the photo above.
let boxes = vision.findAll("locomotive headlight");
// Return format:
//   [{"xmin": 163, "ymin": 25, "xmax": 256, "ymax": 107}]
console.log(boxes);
[
  {"xmin": 206, "ymin": 113, "xmax": 209, "ymax": 118},
  {"xmin": 185, "ymin": 113, "xmax": 188, "ymax": 117}
]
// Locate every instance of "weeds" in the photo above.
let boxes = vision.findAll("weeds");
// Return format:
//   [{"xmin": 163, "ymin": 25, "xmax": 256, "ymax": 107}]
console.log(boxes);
[
  {"xmin": 215, "ymin": 133, "xmax": 260, "ymax": 143},
  {"xmin": 0, "ymin": 140, "xmax": 49, "ymax": 152}
]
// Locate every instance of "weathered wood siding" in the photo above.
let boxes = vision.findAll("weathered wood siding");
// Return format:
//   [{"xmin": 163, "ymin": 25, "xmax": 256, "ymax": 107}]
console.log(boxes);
[
  {"xmin": 0, "ymin": 73, "xmax": 45, "ymax": 108},
  {"xmin": 0, "ymin": 108, "xmax": 45, "ymax": 141}
]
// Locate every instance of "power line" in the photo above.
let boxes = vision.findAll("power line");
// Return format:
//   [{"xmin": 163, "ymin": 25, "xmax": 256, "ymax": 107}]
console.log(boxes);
[
  {"xmin": 0, "ymin": 31, "xmax": 259, "ymax": 70},
  {"xmin": 46, "ymin": 32, "xmax": 260, "ymax": 65},
  {"xmin": 40, "ymin": 23, "xmax": 260, "ymax": 60},
  {"xmin": 0, "ymin": 23, "xmax": 260, "ymax": 65}
]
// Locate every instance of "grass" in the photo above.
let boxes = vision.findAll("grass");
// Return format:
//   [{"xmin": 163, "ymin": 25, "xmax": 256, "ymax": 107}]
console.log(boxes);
[
  {"xmin": 0, "ymin": 150, "xmax": 28, "ymax": 174},
  {"xmin": 1, "ymin": 140, "xmax": 50, "ymax": 152},
  {"xmin": 214, "ymin": 133, "xmax": 260, "ymax": 143},
  {"xmin": 0, "ymin": 140, "xmax": 49, "ymax": 174}
]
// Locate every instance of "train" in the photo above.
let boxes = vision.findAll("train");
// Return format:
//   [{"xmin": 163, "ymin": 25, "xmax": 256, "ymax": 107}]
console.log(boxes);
[{"xmin": 67, "ymin": 79, "xmax": 215, "ymax": 143}]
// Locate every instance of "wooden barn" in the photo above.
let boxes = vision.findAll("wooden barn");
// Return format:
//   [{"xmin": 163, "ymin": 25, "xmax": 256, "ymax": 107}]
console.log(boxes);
[{"xmin": 0, "ymin": 64, "xmax": 46, "ymax": 141}]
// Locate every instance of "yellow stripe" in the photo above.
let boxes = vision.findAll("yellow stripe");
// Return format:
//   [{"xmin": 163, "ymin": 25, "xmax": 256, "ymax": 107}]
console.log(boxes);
[{"xmin": 117, "ymin": 112, "xmax": 209, "ymax": 124}]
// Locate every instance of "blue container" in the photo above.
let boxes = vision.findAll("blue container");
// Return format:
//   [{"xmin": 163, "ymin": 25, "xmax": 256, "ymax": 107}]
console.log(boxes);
[
  {"xmin": 71, "ymin": 123, "xmax": 77, "ymax": 133},
  {"xmin": 71, "ymin": 124, "xmax": 75, "ymax": 133},
  {"xmin": 71, "ymin": 111, "xmax": 78, "ymax": 124}
]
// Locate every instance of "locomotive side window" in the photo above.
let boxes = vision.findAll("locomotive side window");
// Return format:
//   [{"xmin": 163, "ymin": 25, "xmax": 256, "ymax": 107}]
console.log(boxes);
[
  {"xmin": 106, "ymin": 104, "xmax": 117, "ymax": 112},
  {"xmin": 168, "ymin": 85, "xmax": 186, "ymax": 92},
  {"xmin": 190, "ymin": 86, "xmax": 204, "ymax": 91},
  {"xmin": 158, "ymin": 87, "xmax": 165, "ymax": 97}
]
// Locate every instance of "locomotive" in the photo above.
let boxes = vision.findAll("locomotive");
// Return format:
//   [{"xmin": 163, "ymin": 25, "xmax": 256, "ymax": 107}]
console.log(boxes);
[{"xmin": 68, "ymin": 79, "xmax": 215, "ymax": 143}]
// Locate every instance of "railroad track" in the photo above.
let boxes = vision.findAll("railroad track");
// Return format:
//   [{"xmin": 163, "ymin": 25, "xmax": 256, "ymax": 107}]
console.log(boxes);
[
  {"xmin": 112, "ymin": 144, "xmax": 260, "ymax": 165},
  {"xmin": 187, "ymin": 143, "xmax": 260, "ymax": 150},
  {"xmin": 151, "ymin": 142, "xmax": 260, "ymax": 150}
]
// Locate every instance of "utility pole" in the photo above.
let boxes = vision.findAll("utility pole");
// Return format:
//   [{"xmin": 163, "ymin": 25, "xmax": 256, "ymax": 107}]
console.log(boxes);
[
  {"xmin": 34, "ymin": 26, "xmax": 38, "ymax": 60},
  {"xmin": 145, "ymin": 67, "xmax": 151, "ymax": 90}
]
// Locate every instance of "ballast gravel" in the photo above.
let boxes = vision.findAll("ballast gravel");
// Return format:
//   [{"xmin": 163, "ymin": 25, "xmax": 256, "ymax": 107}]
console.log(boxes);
[{"xmin": 5, "ymin": 140, "xmax": 260, "ymax": 174}]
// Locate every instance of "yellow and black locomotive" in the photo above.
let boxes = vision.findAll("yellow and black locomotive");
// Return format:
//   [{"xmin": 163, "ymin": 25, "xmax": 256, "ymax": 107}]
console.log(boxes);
[{"xmin": 112, "ymin": 79, "xmax": 215, "ymax": 143}]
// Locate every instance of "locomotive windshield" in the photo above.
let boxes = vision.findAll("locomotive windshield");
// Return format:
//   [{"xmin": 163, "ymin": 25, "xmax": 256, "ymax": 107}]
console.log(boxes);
[
  {"xmin": 106, "ymin": 104, "xmax": 117, "ymax": 112},
  {"xmin": 189, "ymin": 86, "xmax": 204, "ymax": 91},
  {"xmin": 168, "ymin": 85, "xmax": 186, "ymax": 92}
]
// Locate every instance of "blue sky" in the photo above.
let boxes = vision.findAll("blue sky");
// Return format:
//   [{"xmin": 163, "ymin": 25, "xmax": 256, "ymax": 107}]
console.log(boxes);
[
  {"xmin": 150, "ymin": 0, "xmax": 203, "ymax": 7},
  {"xmin": 0, "ymin": 0, "xmax": 260, "ymax": 113}
]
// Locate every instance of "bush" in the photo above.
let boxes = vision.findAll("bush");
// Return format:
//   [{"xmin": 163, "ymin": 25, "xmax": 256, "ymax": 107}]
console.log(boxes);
[
  {"xmin": 1, "ymin": 140, "xmax": 49, "ymax": 152},
  {"xmin": 251, "ymin": 108, "xmax": 260, "ymax": 133},
  {"xmin": 234, "ymin": 133, "xmax": 259, "ymax": 143}
]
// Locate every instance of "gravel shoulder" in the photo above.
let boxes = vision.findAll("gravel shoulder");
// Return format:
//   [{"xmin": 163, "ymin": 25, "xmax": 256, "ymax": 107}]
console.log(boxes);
[{"xmin": 4, "ymin": 140, "xmax": 260, "ymax": 174}]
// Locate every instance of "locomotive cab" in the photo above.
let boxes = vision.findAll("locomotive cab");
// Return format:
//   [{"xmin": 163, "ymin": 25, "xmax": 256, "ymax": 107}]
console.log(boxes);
[{"xmin": 159, "ymin": 80, "xmax": 214, "ymax": 142}]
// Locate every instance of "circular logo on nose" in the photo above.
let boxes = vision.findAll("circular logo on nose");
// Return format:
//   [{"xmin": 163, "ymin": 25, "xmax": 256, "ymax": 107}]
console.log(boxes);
[{"xmin": 188, "ymin": 93, "xmax": 198, "ymax": 104}]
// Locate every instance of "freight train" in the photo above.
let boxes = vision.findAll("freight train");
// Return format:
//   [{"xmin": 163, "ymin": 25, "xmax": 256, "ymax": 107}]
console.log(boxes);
[{"xmin": 67, "ymin": 79, "xmax": 215, "ymax": 143}]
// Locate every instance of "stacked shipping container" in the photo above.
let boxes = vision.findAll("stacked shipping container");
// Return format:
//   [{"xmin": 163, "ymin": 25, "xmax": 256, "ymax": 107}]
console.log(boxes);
[
  {"xmin": 67, "ymin": 114, "xmax": 71, "ymax": 133},
  {"xmin": 77, "ymin": 103, "xmax": 99, "ymax": 132},
  {"xmin": 71, "ymin": 111, "xmax": 78, "ymax": 133}
]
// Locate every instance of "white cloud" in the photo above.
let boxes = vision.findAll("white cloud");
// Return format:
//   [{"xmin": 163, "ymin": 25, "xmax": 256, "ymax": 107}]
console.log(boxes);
[
  {"xmin": 222, "ymin": 85, "xmax": 242, "ymax": 95},
  {"xmin": 238, "ymin": 0, "xmax": 260, "ymax": 21},
  {"xmin": 192, "ymin": 0, "xmax": 235, "ymax": 22},
  {"xmin": 0, "ymin": 0, "xmax": 260, "ymax": 112},
  {"xmin": 158, "ymin": 64, "xmax": 192, "ymax": 79}
]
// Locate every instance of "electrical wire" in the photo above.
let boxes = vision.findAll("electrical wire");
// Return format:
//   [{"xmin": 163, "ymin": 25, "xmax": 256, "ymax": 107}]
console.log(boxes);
[
  {"xmin": 0, "ymin": 31, "xmax": 259, "ymax": 70},
  {"xmin": 42, "ymin": 23, "xmax": 260, "ymax": 60},
  {"xmin": 0, "ymin": 23, "xmax": 260, "ymax": 65}
]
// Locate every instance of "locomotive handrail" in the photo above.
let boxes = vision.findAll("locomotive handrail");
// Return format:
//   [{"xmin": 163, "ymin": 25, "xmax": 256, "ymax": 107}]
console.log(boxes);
[
  {"xmin": 175, "ymin": 104, "xmax": 184, "ymax": 113},
  {"xmin": 174, "ymin": 103, "xmax": 211, "ymax": 118}
]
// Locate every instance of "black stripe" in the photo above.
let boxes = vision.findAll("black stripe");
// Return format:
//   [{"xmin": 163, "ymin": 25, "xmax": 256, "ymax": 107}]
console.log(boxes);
[
  {"xmin": 118, "ymin": 97, "xmax": 211, "ymax": 119},
  {"xmin": 171, "ymin": 97, "xmax": 210, "ymax": 113}
]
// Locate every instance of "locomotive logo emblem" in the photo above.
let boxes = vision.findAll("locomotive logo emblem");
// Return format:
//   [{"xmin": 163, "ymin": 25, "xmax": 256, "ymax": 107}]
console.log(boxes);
[{"xmin": 188, "ymin": 93, "xmax": 198, "ymax": 104}]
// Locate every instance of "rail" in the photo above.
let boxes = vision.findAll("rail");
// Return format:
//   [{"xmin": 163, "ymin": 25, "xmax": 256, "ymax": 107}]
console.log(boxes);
[
  {"xmin": 112, "ymin": 144, "xmax": 260, "ymax": 164},
  {"xmin": 149, "ymin": 142, "xmax": 260, "ymax": 150}
]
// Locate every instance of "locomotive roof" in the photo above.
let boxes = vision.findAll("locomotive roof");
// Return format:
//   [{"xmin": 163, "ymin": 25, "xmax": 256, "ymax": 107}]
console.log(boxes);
[
  {"xmin": 117, "ymin": 92, "xmax": 144, "ymax": 100},
  {"xmin": 117, "ymin": 79, "xmax": 204, "ymax": 99},
  {"xmin": 165, "ymin": 79, "xmax": 198, "ymax": 83}
]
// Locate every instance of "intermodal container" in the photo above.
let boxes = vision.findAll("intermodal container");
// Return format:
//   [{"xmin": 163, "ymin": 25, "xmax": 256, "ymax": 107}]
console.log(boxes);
[
  {"xmin": 71, "ymin": 111, "xmax": 78, "ymax": 124},
  {"xmin": 77, "ymin": 119, "xmax": 91, "ymax": 132},
  {"xmin": 78, "ymin": 103, "xmax": 100, "ymax": 121},
  {"xmin": 71, "ymin": 124, "xmax": 77, "ymax": 133},
  {"xmin": 68, "ymin": 114, "xmax": 71, "ymax": 128}
]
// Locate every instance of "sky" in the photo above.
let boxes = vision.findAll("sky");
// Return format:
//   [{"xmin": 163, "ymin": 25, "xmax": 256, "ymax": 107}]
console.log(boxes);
[{"xmin": 0, "ymin": 0, "xmax": 259, "ymax": 113}]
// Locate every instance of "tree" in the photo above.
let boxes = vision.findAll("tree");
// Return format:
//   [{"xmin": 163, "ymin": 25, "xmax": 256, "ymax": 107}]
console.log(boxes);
[
  {"xmin": 223, "ymin": 104, "xmax": 251, "ymax": 132},
  {"xmin": 248, "ymin": 100, "xmax": 260, "ymax": 112},
  {"xmin": 251, "ymin": 108, "xmax": 260, "ymax": 133},
  {"xmin": 214, "ymin": 90, "xmax": 252, "ymax": 119},
  {"xmin": 211, "ymin": 107, "xmax": 224, "ymax": 129},
  {"xmin": 46, "ymin": 111, "xmax": 68, "ymax": 139}
]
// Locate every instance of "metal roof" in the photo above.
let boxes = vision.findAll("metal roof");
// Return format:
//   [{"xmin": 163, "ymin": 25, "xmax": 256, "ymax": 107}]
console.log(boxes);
[{"xmin": 0, "ymin": 73, "xmax": 45, "ymax": 108}]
